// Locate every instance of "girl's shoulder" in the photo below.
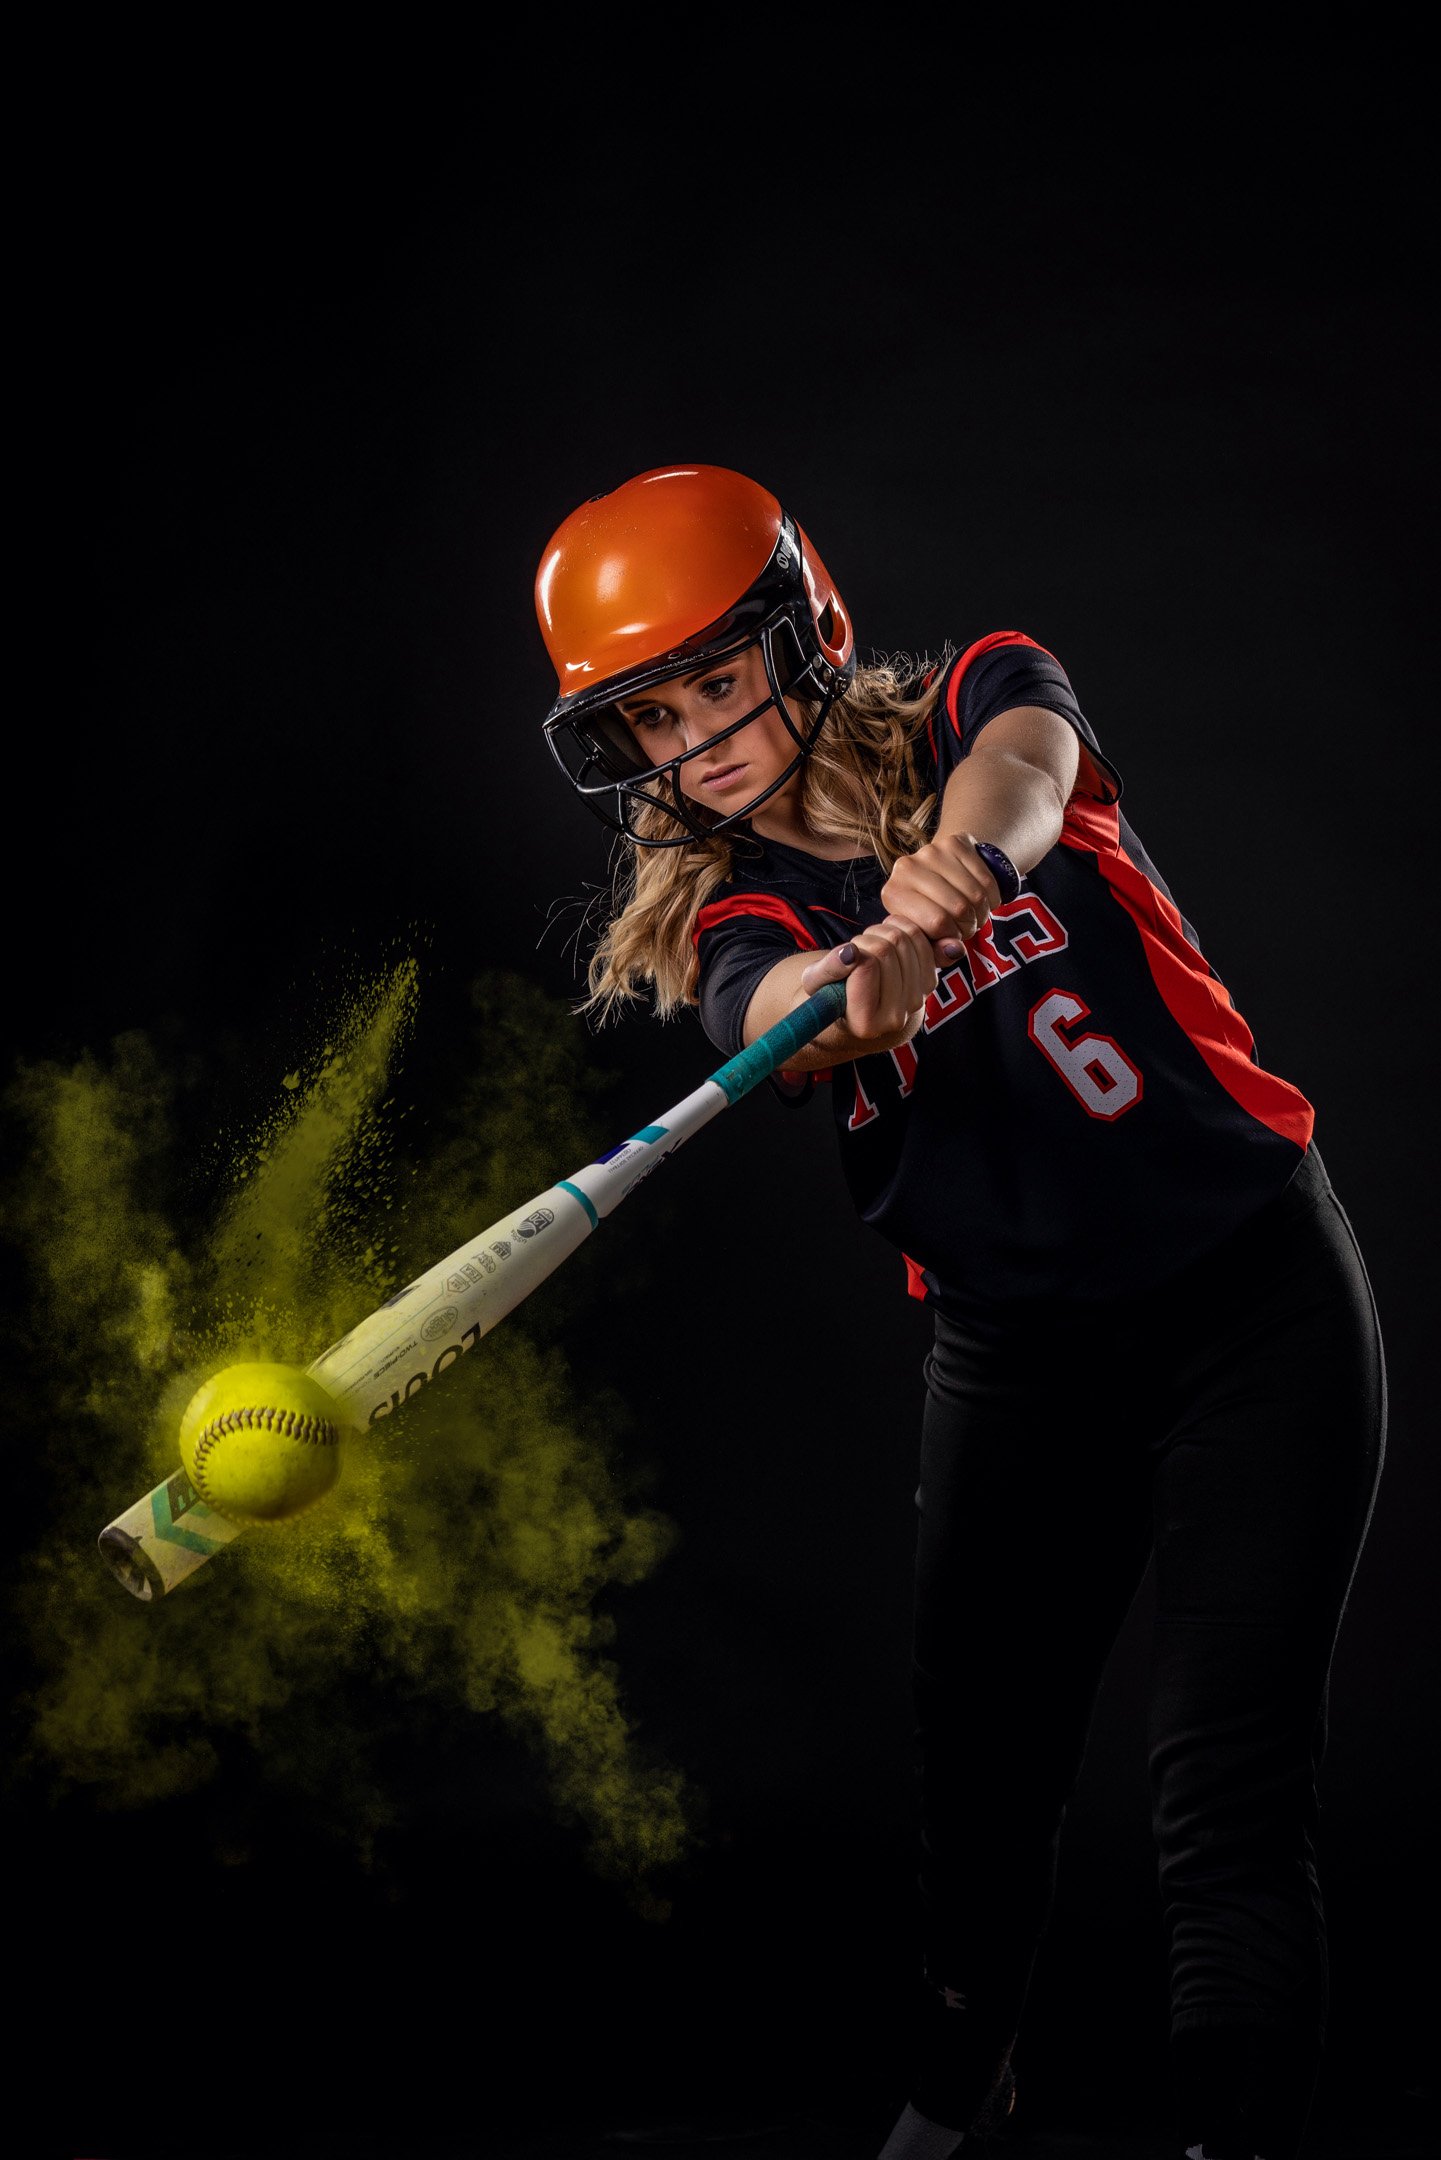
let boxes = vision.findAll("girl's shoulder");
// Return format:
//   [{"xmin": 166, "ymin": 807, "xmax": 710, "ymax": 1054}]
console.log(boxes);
[{"xmin": 694, "ymin": 831, "xmax": 884, "ymax": 962}]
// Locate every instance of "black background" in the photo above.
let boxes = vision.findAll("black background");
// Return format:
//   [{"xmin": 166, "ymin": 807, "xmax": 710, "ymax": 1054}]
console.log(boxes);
[{"xmin": 9, "ymin": 64, "xmax": 1437, "ymax": 2156}]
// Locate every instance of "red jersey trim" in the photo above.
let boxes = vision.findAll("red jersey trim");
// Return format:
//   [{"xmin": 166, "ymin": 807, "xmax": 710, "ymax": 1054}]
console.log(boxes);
[
  {"xmin": 1058, "ymin": 798, "xmax": 1315, "ymax": 1148},
  {"xmin": 940, "ymin": 630, "xmax": 1116, "ymax": 804},
  {"xmin": 920, "ymin": 665, "xmax": 939, "ymax": 770},
  {"xmin": 695, "ymin": 894, "xmax": 833, "ymax": 1072},
  {"xmin": 692, "ymin": 892, "xmax": 820, "ymax": 952},
  {"xmin": 945, "ymin": 631, "xmax": 1054, "ymax": 739}
]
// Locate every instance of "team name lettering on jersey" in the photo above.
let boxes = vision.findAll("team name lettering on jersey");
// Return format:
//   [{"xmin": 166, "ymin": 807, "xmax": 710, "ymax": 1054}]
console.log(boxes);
[{"xmin": 847, "ymin": 894, "xmax": 1070, "ymax": 1129}]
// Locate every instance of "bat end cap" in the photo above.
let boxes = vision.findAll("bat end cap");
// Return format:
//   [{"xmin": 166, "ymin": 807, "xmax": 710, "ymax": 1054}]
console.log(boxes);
[{"xmin": 97, "ymin": 1526, "xmax": 165, "ymax": 1602}]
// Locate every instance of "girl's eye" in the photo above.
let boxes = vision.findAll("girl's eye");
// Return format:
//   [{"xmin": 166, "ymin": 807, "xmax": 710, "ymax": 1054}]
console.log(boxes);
[{"xmin": 624, "ymin": 675, "xmax": 735, "ymax": 730}]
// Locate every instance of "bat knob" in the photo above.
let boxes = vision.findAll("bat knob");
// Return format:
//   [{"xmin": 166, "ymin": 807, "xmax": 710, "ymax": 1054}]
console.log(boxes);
[{"xmin": 98, "ymin": 1526, "xmax": 164, "ymax": 1602}]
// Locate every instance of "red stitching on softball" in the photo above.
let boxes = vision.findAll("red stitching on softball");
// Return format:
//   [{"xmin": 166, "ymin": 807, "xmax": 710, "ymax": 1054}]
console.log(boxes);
[{"xmin": 189, "ymin": 1402, "xmax": 339, "ymax": 1502}]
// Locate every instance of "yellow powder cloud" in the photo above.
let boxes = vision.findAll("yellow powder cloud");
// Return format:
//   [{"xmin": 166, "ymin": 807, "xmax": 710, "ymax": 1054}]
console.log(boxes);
[{"xmin": 4, "ymin": 960, "xmax": 697, "ymax": 1914}]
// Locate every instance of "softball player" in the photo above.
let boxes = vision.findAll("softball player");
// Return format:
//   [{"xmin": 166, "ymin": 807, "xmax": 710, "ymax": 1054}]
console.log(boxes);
[{"xmin": 535, "ymin": 465, "xmax": 1386, "ymax": 2160}]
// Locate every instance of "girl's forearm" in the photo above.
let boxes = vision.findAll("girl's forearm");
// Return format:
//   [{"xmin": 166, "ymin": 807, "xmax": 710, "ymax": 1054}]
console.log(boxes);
[
  {"xmin": 933, "ymin": 741, "xmax": 1069, "ymax": 873},
  {"xmin": 742, "ymin": 950, "xmax": 920, "ymax": 1070}
]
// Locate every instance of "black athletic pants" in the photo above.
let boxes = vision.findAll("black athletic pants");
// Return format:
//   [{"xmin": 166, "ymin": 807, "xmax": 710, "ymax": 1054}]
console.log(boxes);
[{"xmin": 906, "ymin": 1144, "xmax": 1387, "ymax": 2157}]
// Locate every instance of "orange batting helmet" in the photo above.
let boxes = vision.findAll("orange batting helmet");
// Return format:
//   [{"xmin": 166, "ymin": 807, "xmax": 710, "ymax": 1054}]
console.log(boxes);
[{"xmin": 536, "ymin": 464, "xmax": 855, "ymax": 846}]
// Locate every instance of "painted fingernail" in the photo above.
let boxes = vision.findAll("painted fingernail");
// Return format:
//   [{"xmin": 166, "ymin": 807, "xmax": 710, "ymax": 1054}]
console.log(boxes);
[
  {"xmin": 838, "ymin": 943, "xmax": 857, "ymax": 964},
  {"xmin": 941, "ymin": 939, "xmax": 965, "ymax": 959}
]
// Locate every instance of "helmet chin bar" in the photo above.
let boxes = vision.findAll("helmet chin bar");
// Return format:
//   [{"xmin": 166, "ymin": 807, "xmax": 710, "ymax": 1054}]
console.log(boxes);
[{"xmin": 555, "ymin": 614, "xmax": 849, "ymax": 850}]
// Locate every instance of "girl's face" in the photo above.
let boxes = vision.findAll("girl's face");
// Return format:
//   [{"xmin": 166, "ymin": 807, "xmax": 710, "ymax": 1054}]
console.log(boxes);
[{"xmin": 614, "ymin": 642, "xmax": 806, "ymax": 821}]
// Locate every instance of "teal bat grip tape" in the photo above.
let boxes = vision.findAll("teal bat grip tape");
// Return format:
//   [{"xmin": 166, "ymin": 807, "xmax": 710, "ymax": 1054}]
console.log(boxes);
[{"xmin": 709, "ymin": 979, "xmax": 848, "ymax": 1106}]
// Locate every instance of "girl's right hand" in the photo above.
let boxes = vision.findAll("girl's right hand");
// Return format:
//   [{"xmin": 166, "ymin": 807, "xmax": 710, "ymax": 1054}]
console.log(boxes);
[{"xmin": 798, "ymin": 915, "xmax": 960, "ymax": 1047}]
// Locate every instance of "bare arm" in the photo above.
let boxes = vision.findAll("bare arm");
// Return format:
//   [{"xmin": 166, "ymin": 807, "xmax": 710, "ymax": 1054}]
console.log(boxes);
[
  {"xmin": 880, "ymin": 704, "xmax": 1078, "ymax": 945},
  {"xmin": 934, "ymin": 703, "xmax": 1078, "ymax": 852},
  {"xmin": 739, "ymin": 705, "xmax": 1081, "ymax": 1072}
]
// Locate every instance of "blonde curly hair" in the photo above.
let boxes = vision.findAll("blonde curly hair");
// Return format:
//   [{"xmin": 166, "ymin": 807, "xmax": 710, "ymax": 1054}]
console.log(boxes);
[{"xmin": 555, "ymin": 651, "xmax": 950, "ymax": 1026}]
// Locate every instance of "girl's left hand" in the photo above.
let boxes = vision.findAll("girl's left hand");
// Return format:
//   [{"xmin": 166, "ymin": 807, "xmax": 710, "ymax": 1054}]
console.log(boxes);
[{"xmin": 880, "ymin": 833, "xmax": 1003, "ymax": 954}]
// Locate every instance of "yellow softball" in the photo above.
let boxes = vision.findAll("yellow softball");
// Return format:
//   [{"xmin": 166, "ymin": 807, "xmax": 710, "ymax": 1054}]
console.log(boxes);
[{"xmin": 178, "ymin": 1362, "xmax": 345, "ymax": 1523}]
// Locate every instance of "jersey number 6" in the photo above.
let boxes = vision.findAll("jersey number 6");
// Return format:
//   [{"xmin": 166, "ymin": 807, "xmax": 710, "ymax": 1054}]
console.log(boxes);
[{"xmin": 1027, "ymin": 988, "xmax": 1143, "ymax": 1120}]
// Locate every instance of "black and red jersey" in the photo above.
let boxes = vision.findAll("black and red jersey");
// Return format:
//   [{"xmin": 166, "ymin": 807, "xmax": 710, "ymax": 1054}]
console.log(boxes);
[{"xmin": 693, "ymin": 631, "xmax": 1319, "ymax": 1319}]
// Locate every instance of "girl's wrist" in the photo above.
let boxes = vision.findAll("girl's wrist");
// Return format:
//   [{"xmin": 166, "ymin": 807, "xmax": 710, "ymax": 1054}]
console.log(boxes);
[{"xmin": 972, "ymin": 839, "xmax": 1022, "ymax": 905}]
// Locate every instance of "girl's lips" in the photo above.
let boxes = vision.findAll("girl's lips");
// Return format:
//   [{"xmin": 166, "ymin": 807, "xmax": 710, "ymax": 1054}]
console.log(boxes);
[{"xmin": 701, "ymin": 763, "xmax": 748, "ymax": 789}]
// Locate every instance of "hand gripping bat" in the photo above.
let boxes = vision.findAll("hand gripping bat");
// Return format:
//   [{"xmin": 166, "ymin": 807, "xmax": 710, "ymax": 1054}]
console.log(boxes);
[{"xmin": 97, "ymin": 979, "xmax": 848, "ymax": 1600}]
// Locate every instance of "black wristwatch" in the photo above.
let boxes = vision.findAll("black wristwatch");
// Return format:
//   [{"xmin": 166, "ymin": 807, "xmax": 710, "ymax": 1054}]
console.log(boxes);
[{"xmin": 973, "ymin": 839, "xmax": 1022, "ymax": 905}]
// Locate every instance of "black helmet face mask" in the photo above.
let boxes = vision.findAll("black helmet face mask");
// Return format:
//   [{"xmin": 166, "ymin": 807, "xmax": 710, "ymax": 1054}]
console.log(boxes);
[{"xmin": 541, "ymin": 522, "xmax": 856, "ymax": 849}]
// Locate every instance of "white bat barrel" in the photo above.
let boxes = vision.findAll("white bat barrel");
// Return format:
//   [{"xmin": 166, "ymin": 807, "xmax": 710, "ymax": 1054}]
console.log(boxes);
[
  {"xmin": 314, "ymin": 1182, "xmax": 595, "ymax": 1423},
  {"xmin": 93, "ymin": 1100, "xmax": 729, "ymax": 1599},
  {"xmin": 95, "ymin": 1182, "xmax": 600, "ymax": 1598},
  {"xmin": 97, "ymin": 981, "xmax": 844, "ymax": 1599}
]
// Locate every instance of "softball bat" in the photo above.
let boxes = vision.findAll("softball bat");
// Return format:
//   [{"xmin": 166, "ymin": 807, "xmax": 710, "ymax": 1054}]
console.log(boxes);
[{"xmin": 97, "ymin": 979, "xmax": 848, "ymax": 1600}]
